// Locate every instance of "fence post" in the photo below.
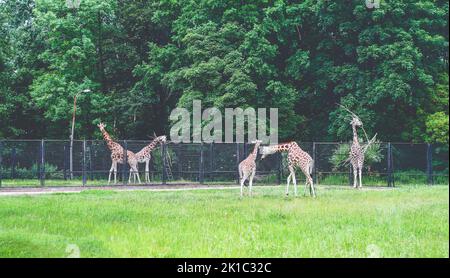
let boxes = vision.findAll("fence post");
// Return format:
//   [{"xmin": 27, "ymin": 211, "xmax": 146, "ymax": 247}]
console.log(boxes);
[
  {"xmin": 312, "ymin": 142, "xmax": 317, "ymax": 185},
  {"xmin": 0, "ymin": 140, "xmax": 3, "ymax": 187},
  {"xmin": 177, "ymin": 146, "xmax": 182, "ymax": 180},
  {"xmin": 162, "ymin": 143, "xmax": 167, "ymax": 185},
  {"xmin": 387, "ymin": 142, "xmax": 392, "ymax": 187},
  {"xmin": 427, "ymin": 143, "xmax": 433, "ymax": 185},
  {"xmin": 209, "ymin": 143, "xmax": 214, "ymax": 181},
  {"xmin": 40, "ymin": 139, "xmax": 45, "ymax": 187},
  {"xmin": 199, "ymin": 143, "xmax": 204, "ymax": 184},
  {"xmin": 63, "ymin": 143, "xmax": 67, "ymax": 180},
  {"xmin": 122, "ymin": 140, "xmax": 128, "ymax": 185},
  {"xmin": 88, "ymin": 141, "xmax": 93, "ymax": 181},
  {"xmin": 11, "ymin": 147, "xmax": 16, "ymax": 179},
  {"xmin": 391, "ymin": 143, "xmax": 395, "ymax": 187},
  {"xmin": 243, "ymin": 143, "xmax": 248, "ymax": 159},
  {"xmin": 236, "ymin": 143, "xmax": 240, "ymax": 184},
  {"xmin": 82, "ymin": 140, "xmax": 87, "ymax": 186}
]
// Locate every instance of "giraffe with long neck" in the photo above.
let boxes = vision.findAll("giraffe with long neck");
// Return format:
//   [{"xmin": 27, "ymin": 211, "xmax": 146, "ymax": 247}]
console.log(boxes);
[
  {"xmin": 135, "ymin": 135, "xmax": 167, "ymax": 183},
  {"xmin": 238, "ymin": 140, "xmax": 262, "ymax": 197},
  {"xmin": 339, "ymin": 104, "xmax": 378, "ymax": 188},
  {"xmin": 97, "ymin": 123, "xmax": 140, "ymax": 184},
  {"xmin": 260, "ymin": 142, "xmax": 315, "ymax": 197},
  {"xmin": 349, "ymin": 116, "xmax": 365, "ymax": 188}
]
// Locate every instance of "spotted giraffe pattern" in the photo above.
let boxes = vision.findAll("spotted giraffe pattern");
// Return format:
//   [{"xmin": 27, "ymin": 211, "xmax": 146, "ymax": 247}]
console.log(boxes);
[
  {"xmin": 97, "ymin": 123, "xmax": 140, "ymax": 184},
  {"xmin": 349, "ymin": 117, "xmax": 364, "ymax": 188},
  {"xmin": 238, "ymin": 140, "xmax": 262, "ymax": 197},
  {"xmin": 260, "ymin": 142, "xmax": 316, "ymax": 197},
  {"xmin": 135, "ymin": 135, "xmax": 167, "ymax": 183}
]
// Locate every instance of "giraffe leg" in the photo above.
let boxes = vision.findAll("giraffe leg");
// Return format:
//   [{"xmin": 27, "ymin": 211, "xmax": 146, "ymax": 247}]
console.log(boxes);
[
  {"xmin": 113, "ymin": 161, "xmax": 117, "ymax": 184},
  {"xmin": 143, "ymin": 161, "xmax": 147, "ymax": 183},
  {"xmin": 307, "ymin": 174, "xmax": 316, "ymax": 197},
  {"xmin": 135, "ymin": 165, "xmax": 141, "ymax": 184},
  {"xmin": 129, "ymin": 163, "xmax": 136, "ymax": 184},
  {"xmin": 128, "ymin": 168, "xmax": 132, "ymax": 183},
  {"xmin": 304, "ymin": 180, "xmax": 308, "ymax": 196},
  {"xmin": 131, "ymin": 163, "xmax": 136, "ymax": 184},
  {"xmin": 240, "ymin": 172, "xmax": 249, "ymax": 198},
  {"xmin": 130, "ymin": 166, "xmax": 137, "ymax": 184},
  {"xmin": 292, "ymin": 172, "xmax": 297, "ymax": 197},
  {"xmin": 108, "ymin": 162, "xmax": 114, "ymax": 184},
  {"xmin": 353, "ymin": 165, "xmax": 358, "ymax": 188},
  {"xmin": 287, "ymin": 166, "xmax": 295, "ymax": 196},
  {"xmin": 249, "ymin": 168, "xmax": 256, "ymax": 197},
  {"xmin": 301, "ymin": 164, "xmax": 315, "ymax": 197},
  {"xmin": 132, "ymin": 165, "xmax": 137, "ymax": 184},
  {"xmin": 286, "ymin": 173, "xmax": 291, "ymax": 196},
  {"xmin": 301, "ymin": 168, "xmax": 311, "ymax": 197},
  {"xmin": 359, "ymin": 168, "xmax": 363, "ymax": 188},
  {"xmin": 145, "ymin": 160, "xmax": 150, "ymax": 183}
]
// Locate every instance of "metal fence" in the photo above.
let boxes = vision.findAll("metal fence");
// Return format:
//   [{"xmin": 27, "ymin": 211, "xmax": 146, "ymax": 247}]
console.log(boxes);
[{"xmin": 0, "ymin": 140, "xmax": 448, "ymax": 187}]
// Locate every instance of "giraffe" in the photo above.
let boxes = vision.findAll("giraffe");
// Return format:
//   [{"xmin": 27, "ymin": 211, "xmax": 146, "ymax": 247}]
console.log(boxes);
[
  {"xmin": 349, "ymin": 116, "xmax": 365, "ymax": 188},
  {"xmin": 97, "ymin": 123, "xmax": 141, "ymax": 184},
  {"xmin": 339, "ymin": 104, "xmax": 377, "ymax": 188},
  {"xmin": 238, "ymin": 140, "xmax": 262, "ymax": 197},
  {"xmin": 135, "ymin": 135, "xmax": 167, "ymax": 183},
  {"xmin": 260, "ymin": 142, "xmax": 316, "ymax": 197}
]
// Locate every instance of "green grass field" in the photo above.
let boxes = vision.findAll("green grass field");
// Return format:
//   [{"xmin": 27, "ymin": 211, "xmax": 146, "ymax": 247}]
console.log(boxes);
[{"xmin": 0, "ymin": 185, "xmax": 448, "ymax": 258}]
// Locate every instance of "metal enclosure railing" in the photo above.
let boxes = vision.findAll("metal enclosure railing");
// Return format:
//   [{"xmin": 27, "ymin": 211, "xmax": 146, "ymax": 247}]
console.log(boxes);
[{"xmin": 0, "ymin": 140, "xmax": 448, "ymax": 187}]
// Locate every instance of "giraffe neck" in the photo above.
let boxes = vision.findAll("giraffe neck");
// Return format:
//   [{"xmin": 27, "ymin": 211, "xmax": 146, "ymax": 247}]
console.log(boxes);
[
  {"xmin": 101, "ymin": 129, "xmax": 118, "ymax": 151},
  {"xmin": 250, "ymin": 142, "xmax": 261, "ymax": 158},
  {"xmin": 274, "ymin": 142, "xmax": 296, "ymax": 153},
  {"xmin": 352, "ymin": 125, "xmax": 359, "ymax": 145},
  {"xmin": 143, "ymin": 139, "xmax": 161, "ymax": 154}
]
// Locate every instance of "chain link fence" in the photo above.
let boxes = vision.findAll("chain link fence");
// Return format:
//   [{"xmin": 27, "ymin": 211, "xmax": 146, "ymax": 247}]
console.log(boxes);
[{"xmin": 0, "ymin": 140, "xmax": 448, "ymax": 187}]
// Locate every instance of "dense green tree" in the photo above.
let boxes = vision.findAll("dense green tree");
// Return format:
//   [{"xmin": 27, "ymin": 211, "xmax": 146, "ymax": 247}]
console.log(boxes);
[
  {"xmin": 0, "ymin": 0, "xmax": 448, "ymax": 144},
  {"xmin": 29, "ymin": 0, "xmax": 118, "ymax": 138},
  {"xmin": 0, "ymin": 0, "xmax": 43, "ymax": 138}
]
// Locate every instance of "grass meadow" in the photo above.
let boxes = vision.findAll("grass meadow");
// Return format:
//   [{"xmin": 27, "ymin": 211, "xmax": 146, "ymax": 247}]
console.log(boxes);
[{"xmin": 0, "ymin": 185, "xmax": 448, "ymax": 258}]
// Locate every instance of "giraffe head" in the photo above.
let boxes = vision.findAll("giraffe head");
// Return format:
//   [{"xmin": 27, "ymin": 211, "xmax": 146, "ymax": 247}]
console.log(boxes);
[
  {"xmin": 259, "ymin": 145, "xmax": 277, "ymax": 160},
  {"xmin": 97, "ymin": 122, "xmax": 106, "ymax": 131},
  {"xmin": 155, "ymin": 135, "xmax": 167, "ymax": 144},
  {"xmin": 350, "ymin": 116, "xmax": 363, "ymax": 127},
  {"xmin": 251, "ymin": 139, "xmax": 262, "ymax": 145}
]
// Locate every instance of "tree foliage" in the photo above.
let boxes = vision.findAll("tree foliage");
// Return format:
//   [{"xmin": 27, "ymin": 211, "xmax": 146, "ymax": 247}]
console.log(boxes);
[{"xmin": 0, "ymin": 0, "xmax": 448, "ymax": 143}]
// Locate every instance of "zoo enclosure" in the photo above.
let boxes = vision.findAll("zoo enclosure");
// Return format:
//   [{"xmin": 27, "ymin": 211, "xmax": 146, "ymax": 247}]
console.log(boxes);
[{"xmin": 0, "ymin": 140, "xmax": 448, "ymax": 187}]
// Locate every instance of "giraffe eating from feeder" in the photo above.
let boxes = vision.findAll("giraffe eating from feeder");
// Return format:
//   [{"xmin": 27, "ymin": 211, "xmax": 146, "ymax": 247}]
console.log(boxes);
[
  {"xmin": 260, "ymin": 142, "xmax": 316, "ymax": 197},
  {"xmin": 97, "ymin": 123, "xmax": 140, "ymax": 184},
  {"xmin": 135, "ymin": 135, "xmax": 167, "ymax": 183}
]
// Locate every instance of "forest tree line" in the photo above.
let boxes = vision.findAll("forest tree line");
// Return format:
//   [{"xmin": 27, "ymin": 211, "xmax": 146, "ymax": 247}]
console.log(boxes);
[{"xmin": 0, "ymin": 0, "xmax": 448, "ymax": 143}]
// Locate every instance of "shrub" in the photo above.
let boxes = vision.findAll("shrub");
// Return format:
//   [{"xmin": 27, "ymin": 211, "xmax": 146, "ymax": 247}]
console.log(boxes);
[
  {"xmin": 329, "ymin": 141, "xmax": 384, "ymax": 171},
  {"xmin": 1, "ymin": 163, "xmax": 62, "ymax": 179}
]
